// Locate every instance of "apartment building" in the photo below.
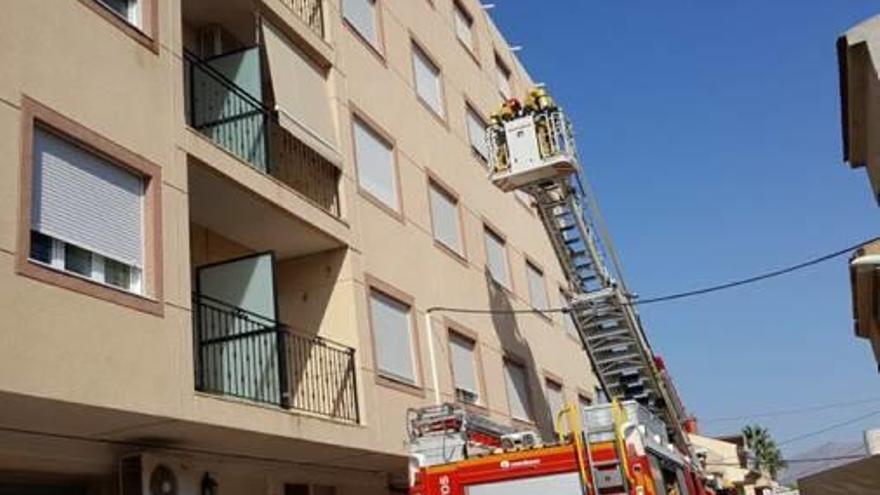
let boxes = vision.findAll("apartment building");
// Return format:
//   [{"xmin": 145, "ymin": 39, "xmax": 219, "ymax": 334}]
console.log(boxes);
[
  {"xmin": 837, "ymin": 14, "xmax": 880, "ymax": 372},
  {"xmin": 0, "ymin": 1, "xmax": 600, "ymax": 494}
]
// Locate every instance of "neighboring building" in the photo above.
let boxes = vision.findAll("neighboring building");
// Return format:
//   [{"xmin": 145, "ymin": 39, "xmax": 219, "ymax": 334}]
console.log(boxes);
[
  {"xmin": 0, "ymin": 1, "xmax": 599, "ymax": 495},
  {"xmin": 796, "ymin": 430, "xmax": 880, "ymax": 494},
  {"xmin": 837, "ymin": 14, "xmax": 880, "ymax": 372},
  {"xmin": 690, "ymin": 434, "xmax": 770, "ymax": 495},
  {"xmin": 799, "ymin": 457, "xmax": 880, "ymax": 494}
]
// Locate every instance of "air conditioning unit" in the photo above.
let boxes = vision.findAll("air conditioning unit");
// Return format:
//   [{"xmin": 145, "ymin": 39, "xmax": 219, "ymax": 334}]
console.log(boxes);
[
  {"xmin": 119, "ymin": 453, "xmax": 182, "ymax": 495},
  {"xmin": 197, "ymin": 25, "xmax": 239, "ymax": 58}
]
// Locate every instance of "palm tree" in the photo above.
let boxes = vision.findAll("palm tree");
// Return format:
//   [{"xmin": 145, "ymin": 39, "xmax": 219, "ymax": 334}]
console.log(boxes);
[{"xmin": 742, "ymin": 425, "xmax": 787, "ymax": 479}]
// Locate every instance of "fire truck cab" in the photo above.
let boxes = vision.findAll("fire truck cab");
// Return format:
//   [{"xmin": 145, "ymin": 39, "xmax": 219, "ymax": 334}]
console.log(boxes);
[{"xmin": 408, "ymin": 402, "xmax": 710, "ymax": 495}]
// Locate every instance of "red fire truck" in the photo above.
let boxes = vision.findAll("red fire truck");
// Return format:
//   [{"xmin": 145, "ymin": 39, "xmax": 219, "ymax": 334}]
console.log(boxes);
[
  {"xmin": 407, "ymin": 88, "xmax": 711, "ymax": 495},
  {"xmin": 408, "ymin": 402, "xmax": 711, "ymax": 495}
]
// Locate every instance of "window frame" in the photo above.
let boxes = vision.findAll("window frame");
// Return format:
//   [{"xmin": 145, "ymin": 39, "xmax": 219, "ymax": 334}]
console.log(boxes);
[
  {"xmin": 544, "ymin": 376, "xmax": 565, "ymax": 422},
  {"xmin": 503, "ymin": 356, "xmax": 533, "ymax": 423},
  {"xmin": 342, "ymin": 0, "xmax": 385, "ymax": 60},
  {"xmin": 494, "ymin": 52, "xmax": 513, "ymax": 100},
  {"xmin": 427, "ymin": 173, "xmax": 467, "ymax": 261},
  {"xmin": 365, "ymin": 275, "xmax": 423, "ymax": 394},
  {"xmin": 446, "ymin": 325, "xmax": 485, "ymax": 407},
  {"xmin": 350, "ymin": 108, "xmax": 403, "ymax": 220},
  {"xmin": 525, "ymin": 258, "xmax": 550, "ymax": 314},
  {"xmin": 78, "ymin": 0, "xmax": 158, "ymax": 53},
  {"xmin": 464, "ymin": 100, "xmax": 489, "ymax": 164},
  {"xmin": 483, "ymin": 223, "xmax": 512, "ymax": 290},
  {"xmin": 452, "ymin": 1, "xmax": 479, "ymax": 63},
  {"xmin": 410, "ymin": 38, "xmax": 448, "ymax": 123},
  {"xmin": 16, "ymin": 97, "xmax": 163, "ymax": 316},
  {"xmin": 559, "ymin": 286, "xmax": 580, "ymax": 340}
]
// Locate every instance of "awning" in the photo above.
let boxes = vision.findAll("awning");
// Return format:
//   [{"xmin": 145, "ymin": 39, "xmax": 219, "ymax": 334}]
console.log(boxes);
[{"xmin": 260, "ymin": 20, "xmax": 342, "ymax": 169}]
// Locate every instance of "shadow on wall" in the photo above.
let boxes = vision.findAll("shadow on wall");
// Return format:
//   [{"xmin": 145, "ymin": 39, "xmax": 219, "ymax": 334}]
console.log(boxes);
[
  {"xmin": 484, "ymin": 268, "xmax": 555, "ymax": 439},
  {"xmin": 275, "ymin": 247, "xmax": 347, "ymax": 338}
]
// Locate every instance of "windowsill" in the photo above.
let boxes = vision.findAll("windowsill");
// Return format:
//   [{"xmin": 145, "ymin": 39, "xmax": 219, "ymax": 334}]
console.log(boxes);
[
  {"xmin": 434, "ymin": 239, "xmax": 468, "ymax": 267},
  {"xmin": 77, "ymin": 0, "xmax": 158, "ymax": 54},
  {"xmin": 458, "ymin": 399, "xmax": 489, "ymax": 414},
  {"xmin": 17, "ymin": 258, "xmax": 163, "ymax": 316},
  {"xmin": 470, "ymin": 147, "xmax": 489, "ymax": 167},
  {"xmin": 458, "ymin": 39, "xmax": 481, "ymax": 67},
  {"xmin": 343, "ymin": 18, "xmax": 386, "ymax": 66},
  {"xmin": 357, "ymin": 187, "xmax": 405, "ymax": 224},
  {"xmin": 416, "ymin": 96, "xmax": 449, "ymax": 130},
  {"xmin": 376, "ymin": 373, "xmax": 425, "ymax": 398},
  {"xmin": 487, "ymin": 273, "xmax": 514, "ymax": 296}
]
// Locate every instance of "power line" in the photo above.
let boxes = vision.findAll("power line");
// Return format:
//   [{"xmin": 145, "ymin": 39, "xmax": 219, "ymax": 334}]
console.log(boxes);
[
  {"xmin": 701, "ymin": 397, "xmax": 880, "ymax": 424},
  {"xmin": 630, "ymin": 237, "xmax": 876, "ymax": 306},
  {"xmin": 778, "ymin": 410, "xmax": 880, "ymax": 446},
  {"xmin": 427, "ymin": 237, "xmax": 876, "ymax": 315}
]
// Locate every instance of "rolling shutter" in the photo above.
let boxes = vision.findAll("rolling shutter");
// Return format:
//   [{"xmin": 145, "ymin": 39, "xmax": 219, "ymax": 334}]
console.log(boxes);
[{"xmin": 31, "ymin": 128, "xmax": 144, "ymax": 267}]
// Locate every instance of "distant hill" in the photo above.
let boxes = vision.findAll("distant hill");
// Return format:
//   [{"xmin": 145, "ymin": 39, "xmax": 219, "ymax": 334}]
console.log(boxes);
[{"xmin": 778, "ymin": 441, "xmax": 867, "ymax": 486}]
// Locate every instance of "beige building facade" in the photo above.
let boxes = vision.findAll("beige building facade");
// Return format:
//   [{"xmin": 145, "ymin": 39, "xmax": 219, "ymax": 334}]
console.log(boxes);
[
  {"xmin": 0, "ymin": 1, "xmax": 600, "ymax": 495},
  {"xmin": 837, "ymin": 14, "xmax": 880, "ymax": 372}
]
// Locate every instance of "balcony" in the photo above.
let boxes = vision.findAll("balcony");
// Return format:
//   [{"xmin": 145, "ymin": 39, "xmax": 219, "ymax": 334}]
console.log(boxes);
[
  {"xmin": 185, "ymin": 51, "xmax": 341, "ymax": 217},
  {"xmin": 279, "ymin": 0, "xmax": 325, "ymax": 38},
  {"xmin": 193, "ymin": 293, "xmax": 359, "ymax": 422}
]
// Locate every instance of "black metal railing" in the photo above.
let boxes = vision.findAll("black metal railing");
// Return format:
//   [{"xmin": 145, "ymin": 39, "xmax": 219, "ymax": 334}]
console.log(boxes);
[
  {"xmin": 192, "ymin": 293, "xmax": 359, "ymax": 423},
  {"xmin": 185, "ymin": 51, "xmax": 341, "ymax": 217},
  {"xmin": 280, "ymin": 0, "xmax": 325, "ymax": 38}
]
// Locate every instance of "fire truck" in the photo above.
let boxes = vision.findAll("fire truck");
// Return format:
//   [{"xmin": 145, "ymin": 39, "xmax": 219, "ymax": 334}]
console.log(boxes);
[{"xmin": 407, "ymin": 88, "xmax": 710, "ymax": 495}]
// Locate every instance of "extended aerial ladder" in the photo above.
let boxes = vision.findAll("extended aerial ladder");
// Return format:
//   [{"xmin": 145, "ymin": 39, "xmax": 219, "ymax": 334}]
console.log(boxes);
[{"xmin": 485, "ymin": 88, "xmax": 693, "ymax": 456}]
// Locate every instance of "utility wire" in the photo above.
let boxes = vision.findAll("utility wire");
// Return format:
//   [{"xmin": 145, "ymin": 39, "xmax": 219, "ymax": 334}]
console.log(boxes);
[
  {"xmin": 428, "ymin": 237, "xmax": 877, "ymax": 315},
  {"xmin": 701, "ymin": 397, "xmax": 880, "ymax": 424},
  {"xmin": 630, "ymin": 237, "xmax": 876, "ymax": 306},
  {"xmin": 777, "ymin": 410, "xmax": 880, "ymax": 446}
]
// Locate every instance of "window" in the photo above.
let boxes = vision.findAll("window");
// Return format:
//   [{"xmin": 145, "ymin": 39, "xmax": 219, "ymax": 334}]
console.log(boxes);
[
  {"xmin": 28, "ymin": 128, "xmax": 145, "ymax": 295},
  {"xmin": 504, "ymin": 360, "xmax": 531, "ymax": 421},
  {"xmin": 370, "ymin": 290, "xmax": 417, "ymax": 384},
  {"xmin": 595, "ymin": 386, "xmax": 608, "ymax": 405},
  {"xmin": 353, "ymin": 117, "xmax": 398, "ymax": 209},
  {"xmin": 578, "ymin": 394, "xmax": 592, "ymax": 414},
  {"xmin": 412, "ymin": 43, "xmax": 445, "ymax": 118},
  {"xmin": 449, "ymin": 332, "xmax": 480, "ymax": 404},
  {"xmin": 484, "ymin": 227, "xmax": 510, "ymax": 287},
  {"xmin": 453, "ymin": 2, "xmax": 475, "ymax": 52},
  {"xmin": 495, "ymin": 54, "xmax": 512, "ymax": 99},
  {"xmin": 546, "ymin": 379, "xmax": 565, "ymax": 420},
  {"xmin": 560, "ymin": 289, "xmax": 579, "ymax": 338},
  {"xmin": 96, "ymin": 0, "xmax": 140, "ymax": 26},
  {"xmin": 429, "ymin": 181, "xmax": 462, "ymax": 254},
  {"xmin": 343, "ymin": 0, "xmax": 380, "ymax": 48},
  {"xmin": 466, "ymin": 105, "xmax": 489, "ymax": 161},
  {"xmin": 526, "ymin": 261, "xmax": 548, "ymax": 311}
]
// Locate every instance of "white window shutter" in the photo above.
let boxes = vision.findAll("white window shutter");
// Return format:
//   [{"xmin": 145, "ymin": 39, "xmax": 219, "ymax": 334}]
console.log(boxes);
[
  {"xmin": 370, "ymin": 291, "xmax": 416, "ymax": 383},
  {"xmin": 343, "ymin": 0, "xmax": 378, "ymax": 46},
  {"xmin": 467, "ymin": 108, "xmax": 488, "ymax": 160},
  {"xmin": 31, "ymin": 128, "xmax": 144, "ymax": 268},
  {"xmin": 413, "ymin": 46, "xmax": 444, "ymax": 117},
  {"xmin": 429, "ymin": 185, "xmax": 461, "ymax": 252},
  {"xmin": 449, "ymin": 334, "xmax": 478, "ymax": 394},
  {"xmin": 354, "ymin": 120, "xmax": 397, "ymax": 208},
  {"xmin": 505, "ymin": 361, "xmax": 530, "ymax": 420}
]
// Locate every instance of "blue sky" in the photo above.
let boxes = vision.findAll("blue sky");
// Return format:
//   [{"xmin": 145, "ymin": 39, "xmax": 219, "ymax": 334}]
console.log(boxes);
[{"xmin": 493, "ymin": 1, "xmax": 880, "ymax": 454}]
